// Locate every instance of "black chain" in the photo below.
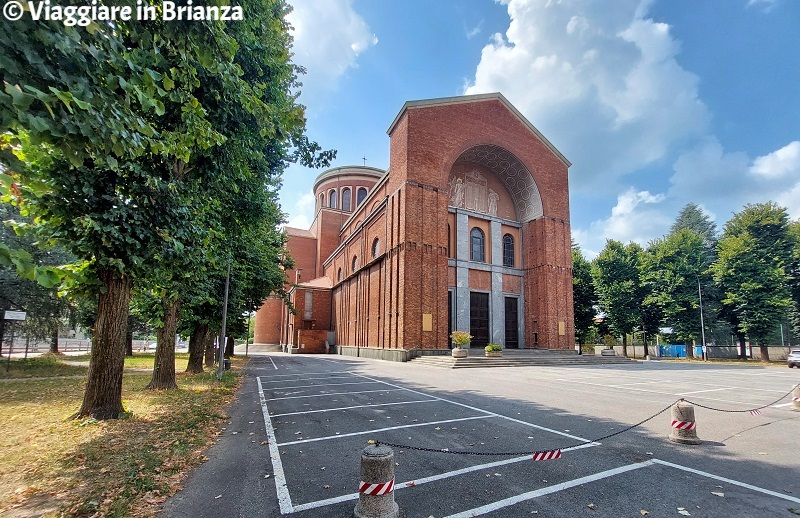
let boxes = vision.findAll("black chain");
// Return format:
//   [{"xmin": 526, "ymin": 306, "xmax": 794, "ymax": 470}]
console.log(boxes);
[
  {"xmin": 375, "ymin": 401, "xmax": 677, "ymax": 457},
  {"xmin": 682, "ymin": 383, "xmax": 799, "ymax": 413},
  {"xmin": 372, "ymin": 384, "xmax": 799, "ymax": 457}
]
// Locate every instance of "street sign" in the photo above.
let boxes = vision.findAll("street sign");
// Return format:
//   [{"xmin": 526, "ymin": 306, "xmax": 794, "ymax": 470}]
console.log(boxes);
[{"xmin": 3, "ymin": 311, "xmax": 26, "ymax": 321}]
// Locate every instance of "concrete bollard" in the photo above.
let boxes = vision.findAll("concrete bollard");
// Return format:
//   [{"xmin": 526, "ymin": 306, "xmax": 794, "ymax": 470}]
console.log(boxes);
[
  {"xmin": 669, "ymin": 400, "xmax": 702, "ymax": 445},
  {"xmin": 792, "ymin": 386, "xmax": 800, "ymax": 412},
  {"xmin": 354, "ymin": 444, "xmax": 399, "ymax": 518}
]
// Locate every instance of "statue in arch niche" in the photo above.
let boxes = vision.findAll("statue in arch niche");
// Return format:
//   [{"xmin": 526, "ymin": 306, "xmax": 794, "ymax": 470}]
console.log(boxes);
[
  {"xmin": 488, "ymin": 188, "xmax": 499, "ymax": 217},
  {"xmin": 449, "ymin": 177, "xmax": 465, "ymax": 208}
]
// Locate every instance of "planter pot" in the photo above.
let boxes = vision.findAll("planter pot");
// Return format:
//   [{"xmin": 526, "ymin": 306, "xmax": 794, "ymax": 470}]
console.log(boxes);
[
  {"xmin": 485, "ymin": 351, "xmax": 503, "ymax": 358},
  {"xmin": 451, "ymin": 348, "xmax": 468, "ymax": 358}
]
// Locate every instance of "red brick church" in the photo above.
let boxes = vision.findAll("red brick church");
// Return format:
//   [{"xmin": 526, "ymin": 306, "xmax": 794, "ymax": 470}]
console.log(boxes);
[{"xmin": 254, "ymin": 93, "xmax": 574, "ymax": 360}]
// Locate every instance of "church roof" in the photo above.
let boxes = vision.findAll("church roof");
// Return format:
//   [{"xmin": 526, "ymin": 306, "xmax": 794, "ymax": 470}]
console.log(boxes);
[
  {"xmin": 285, "ymin": 227, "xmax": 314, "ymax": 238},
  {"xmin": 296, "ymin": 276, "xmax": 333, "ymax": 290},
  {"xmin": 386, "ymin": 92, "xmax": 571, "ymax": 168}
]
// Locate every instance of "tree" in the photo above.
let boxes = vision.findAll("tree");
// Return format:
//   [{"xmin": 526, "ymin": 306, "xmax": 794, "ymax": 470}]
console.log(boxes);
[
  {"xmin": 592, "ymin": 240, "xmax": 645, "ymax": 357},
  {"xmin": 2, "ymin": 9, "xmax": 330, "ymax": 416},
  {"xmin": 711, "ymin": 203, "xmax": 794, "ymax": 361},
  {"xmin": 641, "ymin": 229, "xmax": 712, "ymax": 355},
  {"xmin": 670, "ymin": 203, "xmax": 717, "ymax": 249},
  {"xmin": 571, "ymin": 244, "xmax": 596, "ymax": 345},
  {"xmin": 0, "ymin": 203, "xmax": 75, "ymax": 355}
]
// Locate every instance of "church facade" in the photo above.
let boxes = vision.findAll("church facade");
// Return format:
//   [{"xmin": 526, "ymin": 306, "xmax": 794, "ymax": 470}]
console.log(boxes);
[{"xmin": 253, "ymin": 93, "xmax": 575, "ymax": 360}]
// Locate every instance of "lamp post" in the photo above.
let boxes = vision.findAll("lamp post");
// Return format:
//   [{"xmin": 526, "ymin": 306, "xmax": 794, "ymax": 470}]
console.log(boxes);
[
  {"xmin": 217, "ymin": 263, "xmax": 231, "ymax": 380},
  {"xmin": 698, "ymin": 278, "xmax": 706, "ymax": 360}
]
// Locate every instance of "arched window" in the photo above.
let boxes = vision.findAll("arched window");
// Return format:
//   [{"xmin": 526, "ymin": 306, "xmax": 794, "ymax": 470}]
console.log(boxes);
[
  {"xmin": 352, "ymin": 255, "xmax": 359, "ymax": 272},
  {"xmin": 328, "ymin": 189, "xmax": 337, "ymax": 209},
  {"xmin": 357, "ymin": 187, "xmax": 368, "ymax": 207},
  {"xmin": 470, "ymin": 227, "xmax": 485, "ymax": 262},
  {"xmin": 319, "ymin": 193, "xmax": 325, "ymax": 210},
  {"xmin": 503, "ymin": 234, "xmax": 515, "ymax": 267},
  {"xmin": 337, "ymin": 268, "xmax": 342, "ymax": 282},
  {"xmin": 372, "ymin": 238, "xmax": 380, "ymax": 258},
  {"xmin": 342, "ymin": 187, "xmax": 352, "ymax": 211}
]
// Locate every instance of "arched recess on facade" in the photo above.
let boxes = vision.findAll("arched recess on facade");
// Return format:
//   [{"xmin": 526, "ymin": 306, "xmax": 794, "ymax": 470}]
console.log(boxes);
[{"xmin": 448, "ymin": 144, "xmax": 543, "ymax": 223}]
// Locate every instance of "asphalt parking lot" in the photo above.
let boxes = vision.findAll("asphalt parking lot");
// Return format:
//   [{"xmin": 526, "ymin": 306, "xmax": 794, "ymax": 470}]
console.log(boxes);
[{"xmin": 164, "ymin": 353, "xmax": 800, "ymax": 517}]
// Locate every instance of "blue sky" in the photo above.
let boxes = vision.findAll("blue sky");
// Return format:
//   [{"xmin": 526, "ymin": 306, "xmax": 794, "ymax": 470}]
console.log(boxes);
[{"xmin": 280, "ymin": 0, "xmax": 800, "ymax": 258}]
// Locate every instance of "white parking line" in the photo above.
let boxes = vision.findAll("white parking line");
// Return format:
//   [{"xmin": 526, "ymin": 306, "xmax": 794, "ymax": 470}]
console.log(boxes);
[
  {"xmin": 678, "ymin": 387, "xmax": 733, "ymax": 395},
  {"xmin": 268, "ymin": 356, "xmax": 278, "ymax": 370},
  {"xmin": 258, "ymin": 371, "xmax": 350, "ymax": 379},
  {"xmin": 652, "ymin": 459, "xmax": 800, "ymax": 504},
  {"xmin": 257, "ymin": 377, "xmax": 294, "ymax": 515},
  {"xmin": 562, "ymin": 378, "xmax": 765, "ymax": 407},
  {"xmin": 270, "ymin": 399, "xmax": 438, "ymax": 417},
  {"xmin": 353, "ymin": 373, "xmax": 594, "ymax": 443},
  {"xmin": 443, "ymin": 460, "xmax": 654, "ymax": 518},
  {"xmin": 772, "ymin": 403, "xmax": 793, "ymax": 408},
  {"xmin": 292, "ymin": 442, "xmax": 600, "ymax": 513},
  {"xmin": 277, "ymin": 415, "xmax": 494, "ymax": 446},
  {"xmin": 259, "ymin": 375, "xmax": 355, "ymax": 385},
  {"xmin": 271, "ymin": 380, "xmax": 381, "ymax": 391},
  {"xmin": 267, "ymin": 388, "xmax": 404, "ymax": 401}
]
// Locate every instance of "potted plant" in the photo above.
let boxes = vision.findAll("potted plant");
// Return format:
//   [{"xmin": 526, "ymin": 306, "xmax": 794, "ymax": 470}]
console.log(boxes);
[
  {"xmin": 485, "ymin": 343, "xmax": 503, "ymax": 357},
  {"xmin": 450, "ymin": 331, "xmax": 472, "ymax": 358}
]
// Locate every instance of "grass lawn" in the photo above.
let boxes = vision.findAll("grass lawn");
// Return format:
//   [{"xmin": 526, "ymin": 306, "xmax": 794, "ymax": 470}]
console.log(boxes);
[{"xmin": 0, "ymin": 353, "xmax": 245, "ymax": 517}]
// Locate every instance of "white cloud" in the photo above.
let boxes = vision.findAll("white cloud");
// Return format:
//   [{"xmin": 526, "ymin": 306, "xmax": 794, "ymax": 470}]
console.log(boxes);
[
  {"xmin": 464, "ymin": 0, "xmax": 710, "ymax": 196},
  {"xmin": 283, "ymin": 192, "xmax": 315, "ymax": 230},
  {"xmin": 749, "ymin": 141, "xmax": 800, "ymax": 179},
  {"xmin": 575, "ymin": 187, "xmax": 669, "ymax": 258},
  {"xmin": 747, "ymin": 0, "xmax": 777, "ymax": 12},
  {"xmin": 466, "ymin": 20, "xmax": 484, "ymax": 39},
  {"xmin": 287, "ymin": 0, "xmax": 377, "ymax": 100}
]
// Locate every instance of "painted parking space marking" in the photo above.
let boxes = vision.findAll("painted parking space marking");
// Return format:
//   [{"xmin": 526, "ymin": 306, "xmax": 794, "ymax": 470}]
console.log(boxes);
[
  {"xmin": 269, "ymin": 399, "xmax": 438, "ymax": 417},
  {"xmin": 267, "ymin": 388, "xmax": 404, "ymax": 401},
  {"xmin": 276, "ymin": 415, "xmax": 494, "ymax": 446},
  {"xmin": 259, "ymin": 374, "xmax": 356, "ymax": 385},
  {"xmin": 270, "ymin": 380, "xmax": 382, "ymax": 391},
  {"xmin": 651, "ymin": 459, "xmax": 800, "ymax": 504},
  {"xmin": 257, "ymin": 376, "xmax": 293, "ymax": 515},
  {"xmin": 560, "ymin": 378, "xmax": 773, "ymax": 407},
  {"xmin": 443, "ymin": 460, "xmax": 655, "ymax": 518},
  {"xmin": 352, "ymin": 373, "xmax": 595, "ymax": 443},
  {"xmin": 292, "ymin": 442, "xmax": 600, "ymax": 513},
  {"xmin": 268, "ymin": 356, "xmax": 278, "ymax": 370},
  {"xmin": 678, "ymin": 387, "xmax": 735, "ymax": 395}
]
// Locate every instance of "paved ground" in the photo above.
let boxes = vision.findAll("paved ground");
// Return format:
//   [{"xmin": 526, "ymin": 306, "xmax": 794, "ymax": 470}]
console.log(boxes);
[{"xmin": 163, "ymin": 353, "xmax": 800, "ymax": 517}]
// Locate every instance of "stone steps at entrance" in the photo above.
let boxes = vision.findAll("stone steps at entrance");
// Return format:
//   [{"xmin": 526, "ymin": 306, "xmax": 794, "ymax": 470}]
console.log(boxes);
[{"xmin": 409, "ymin": 350, "xmax": 636, "ymax": 368}]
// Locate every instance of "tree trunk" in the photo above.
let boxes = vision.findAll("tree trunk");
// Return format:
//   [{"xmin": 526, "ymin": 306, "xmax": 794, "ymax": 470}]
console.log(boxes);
[
  {"xmin": 204, "ymin": 331, "xmax": 216, "ymax": 368},
  {"xmin": 146, "ymin": 296, "xmax": 180, "ymax": 390},
  {"xmin": 75, "ymin": 267, "xmax": 132, "ymax": 420},
  {"xmin": 0, "ymin": 317, "xmax": 5, "ymax": 357},
  {"xmin": 759, "ymin": 343, "xmax": 770, "ymax": 362},
  {"xmin": 125, "ymin": 326, "xmax": 133, "ymax": 357},
  {"xmin": 738, "ymin": 333, "xmax": 747, "ymax": 359},
  {"xmin": 225, "ymin": 335, "xmax": 235, "ymax": 358},
  {"xmin": 685, "ymin": 339, "xmax": 694, "ymax": 359},
  {"xmin": 49, "ymin": 326, "xmax": 60, "ymax": 354},
  {"xmin": 621, "ymin": 334, "xmax": 628, "ymax": 358},
  {"xmin": 186, "ymin": 324, "xmax": 211, "ymax": 373}
]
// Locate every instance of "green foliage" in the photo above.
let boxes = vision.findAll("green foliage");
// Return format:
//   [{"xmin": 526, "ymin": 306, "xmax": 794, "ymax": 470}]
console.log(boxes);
[
  {"xmin": 571, "ymin": 244, "xmax": 596, "ymax": 344},
  {"xmin": 450, "ymin": 331, "xmax": 472, "ymax": 348},
  {"xmin": 485, "ymin": 343, "xmax": 502, "ymax": 352},
  {"xmin": 711, "ymin": 203, "xmax": 793, "ymax": 345},
  {"xmin": 670, "ymin": 202, "xmax": 717, "ymax": 249},
  {"xmin": 641, "ymin": 229, "xmax": 712, "ymax": 342},
  {"xmin": 591, "ymin": 240, "xmax": 645, "ymax": 341}
]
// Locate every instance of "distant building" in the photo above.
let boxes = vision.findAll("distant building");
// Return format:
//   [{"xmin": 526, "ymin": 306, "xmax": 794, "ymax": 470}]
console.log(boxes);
[{"xmin": 254, "ymin": 93, "xmax": 574, "ymax": 359}]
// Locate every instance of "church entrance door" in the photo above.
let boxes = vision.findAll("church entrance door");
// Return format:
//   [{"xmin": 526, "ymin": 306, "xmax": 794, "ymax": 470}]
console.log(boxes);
[
  {"xmin": 504, "ymin": 297, "xmax": 519, "ymax": 348},
  {"xmin": 470, "ymin": 292, "xmax": 489, "ymax": 349}
]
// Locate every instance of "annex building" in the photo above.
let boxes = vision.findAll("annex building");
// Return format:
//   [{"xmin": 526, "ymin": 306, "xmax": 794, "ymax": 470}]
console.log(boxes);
[{"xmin": 254, "ymin": 93, "xmax": 574, "ymax": 360}]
